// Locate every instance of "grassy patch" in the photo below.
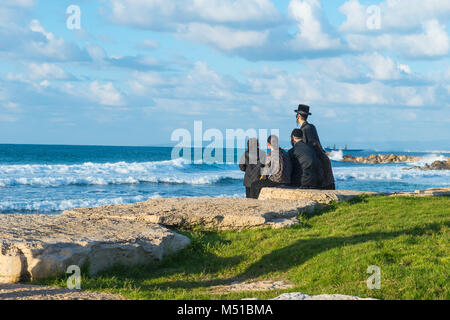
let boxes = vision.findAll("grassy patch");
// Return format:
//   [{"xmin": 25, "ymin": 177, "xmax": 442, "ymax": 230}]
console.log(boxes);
[{"xmin": 35, "ymin": 196, "xmax": 449, "ymax": 300}]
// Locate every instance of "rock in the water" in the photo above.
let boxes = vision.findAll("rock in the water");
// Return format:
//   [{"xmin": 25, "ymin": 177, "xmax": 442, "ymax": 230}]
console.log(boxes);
[
  {"xmin": 341, "ymin": 153, "xmax": 420, "ymax": 164},
  {"xmin": 0, "ymin": 215, "xmax": 190, "ymax": 283},
  {"xmin": 404, "ymin": 160, "xmax": 450, "ymax": 171},
  {"xmin": 258, "ymin": 188, "xmax": 377, "ymax": 204},
  {"xmin": 63, "ymin": 198, "xmax": 317, "ymax": 231}
]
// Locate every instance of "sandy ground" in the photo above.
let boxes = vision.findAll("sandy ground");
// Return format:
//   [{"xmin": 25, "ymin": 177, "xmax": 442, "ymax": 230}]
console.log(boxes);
[{"xmin": 0, "ymin": 284, "xmax": 125, "ymax": 300}]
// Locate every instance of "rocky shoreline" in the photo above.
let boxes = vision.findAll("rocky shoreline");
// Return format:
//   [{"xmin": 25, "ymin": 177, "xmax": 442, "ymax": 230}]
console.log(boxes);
[
  {"xmin": 404, "ymin": 160, "xmax": 450, "ymax": 171},
  {"xmin": 1, "ymin": 187, "xmax": 449, "ymax": 300},
  {"xmin": 340, "ymin": 153, "xmax": 420, "ymax": 164}
]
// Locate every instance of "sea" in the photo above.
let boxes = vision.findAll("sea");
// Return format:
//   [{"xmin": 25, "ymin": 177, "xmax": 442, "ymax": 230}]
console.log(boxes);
[{"xmin": 0, "ymin": 144, "xmax": 449, "ymax": 215}]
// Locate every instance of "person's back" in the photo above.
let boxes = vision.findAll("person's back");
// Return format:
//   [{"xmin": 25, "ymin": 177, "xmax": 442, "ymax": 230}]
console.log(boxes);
[
  {"xmin": 239, "ymin": 139, "xmax": 266, "ymax": 198},
  {"xmin": 296, "ymin": 106, "xmax": 335, "ymax": 190},
  {"xmin": 265, "ymin": 148, "xmax": 292, "ymax": 184},
  {"xmin": 288, "ymin": 130, "xmax": 320, "ymax": 188}
]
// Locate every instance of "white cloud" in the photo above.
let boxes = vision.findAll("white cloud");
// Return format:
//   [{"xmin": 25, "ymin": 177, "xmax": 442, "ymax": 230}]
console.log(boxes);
[
  {"xmin": 137, "ymin": 39, "xmax": 159, "ymax": 50},
  {"xmin": 288, "ymin": 0, "xmax": 342, "ymax": 51},
  {"xmin": 28, "ymin": 20, "xmax": 88, "ymax": 61},
  {"xmin": 108, "ymin": 0, "xmax": 280, "ymax": 29},
  {"xmin": 340, "ymin": 0, "xmax": 450, "ymax": 33},
  {"xmin": 181, "ymin": 23, "xmax": 268, "ymax": 51},
  {"xmin": 28, "ymin": 63, "xmax": 68, "ymax": 80},
  {"xmin": 346, "ymin": 20, "xmax": 450, "ymax": 59},
  {"xmin": 0, "ymin": 114, "xmax": 17, "ymax": 122},
  {"xmin": 89, "ymin": 81, "xmax": 124, "ymax": 106},
  {"xmin": 359, "ymin": 52, "xmax": 411, "ymax": 81},
  {"xmin": 400, "ymin": 20, "xmax": 450, "ymax": 58}
]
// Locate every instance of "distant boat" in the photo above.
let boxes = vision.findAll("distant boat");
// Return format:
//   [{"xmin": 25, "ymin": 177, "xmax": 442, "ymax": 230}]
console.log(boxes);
[{"xmin": 325, "ymin": 145, "xmax": 364, "ymax": 152}]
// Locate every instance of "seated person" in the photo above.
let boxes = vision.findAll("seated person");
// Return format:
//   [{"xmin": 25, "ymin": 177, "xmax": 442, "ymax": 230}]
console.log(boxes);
[
  {"xmin": 239, "ymin": 138, "xmax": 266, "ymax": 198},
  {"xmin": 288, "ymin": 129, "xmax": 322, "ymax": 189},
  {"xmin": 250, "ymin": 135, "xmax": 292, "ymax": 199}
]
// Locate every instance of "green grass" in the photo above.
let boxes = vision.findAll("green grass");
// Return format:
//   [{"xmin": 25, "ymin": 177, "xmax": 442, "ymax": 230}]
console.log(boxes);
[{"xmin": 36, "ymin": 196, "xmax": 449, "ymax": 300}]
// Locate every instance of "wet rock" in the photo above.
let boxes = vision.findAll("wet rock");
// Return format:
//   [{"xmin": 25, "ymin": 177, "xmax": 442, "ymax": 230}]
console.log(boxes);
[
  {"xmin": 342, "ymin": 154, "xmax": 420, "ymax": 164},
  {"xmin": 403, "ymin": 160, "xmax": 450, "ymax": 171}
]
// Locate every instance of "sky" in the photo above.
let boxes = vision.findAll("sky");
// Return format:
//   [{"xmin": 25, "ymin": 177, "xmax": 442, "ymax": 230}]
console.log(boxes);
[{"xmin": 0, "ymin": 0, "xmax": 449, "ymax": 150}]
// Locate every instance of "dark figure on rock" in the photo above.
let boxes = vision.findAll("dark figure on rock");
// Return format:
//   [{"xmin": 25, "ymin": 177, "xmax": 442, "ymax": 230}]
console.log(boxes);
[
  {"xmin": 239, "ymin": 138, "xmax": 266, "ymax": 198},
  {"xmin": 250, "ymin": 135, "xmax": 292, "ymax": 199},
  {"xmin": 294, "ymin": 104, "xmax": 335, "ymax": 190}
]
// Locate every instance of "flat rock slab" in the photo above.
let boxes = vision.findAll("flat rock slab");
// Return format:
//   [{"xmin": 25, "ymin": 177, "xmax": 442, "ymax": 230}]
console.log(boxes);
[
  {"xmin": 0, "ymin": 214, "xmax": 191, "ymax": 283},
  {"xmin": 388, "ymin": 187, "xmax": 450, "ymax": 197},
  {"xmin": 0, "ymin": 284, "xmax": 124, "ymax": 300},
  {"xmin": 63, "ymin": 198, "xmax": 318, "ymax": 231},
  {"xmin": 244, "ymin": 292, "xmax": 375, "ymax": 300},
  {"xmin": 258, "ymin": 188, "xmax": 378, "ymax": 204},
  {"xmin": 270, "ymin": 292, "xmax": 376, "ymax": 300},
  {"xmin": 210, "ymin": 280, "xmax": 294, "ymax": 294}
]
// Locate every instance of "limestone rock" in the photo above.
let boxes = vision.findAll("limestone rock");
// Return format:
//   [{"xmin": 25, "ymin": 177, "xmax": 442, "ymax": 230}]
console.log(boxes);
[
  {"xmin": 63, "ymin": 198, "xmax": 317, "ymax": 231},
  {"xmin": 414, "ymin": 187, "xmax": 450, "ymax": 196},
  {"xmin": 0, "ymin": 214, "xmax": 190, "ymax": 283},
  {"xmin": 404, "ymin": 160, "xmax": 450, "ymax": 171},
  {"xmin": 342, "ymin": 154, "xmax": 420, "ymax": 164},
  {"xmin": 258, "ymin": 188, "xmax": 377, "ymax": 204},
  {"xmin": 270, "ymin": 292, "xmax": 376, "ymax": 300},
  {"xmin": 210, "ymin": 280, "xmax": 293, "ymax": 294},
  {"xmin": 388, "ymin": 187, "xmax": 450, "ymax": 197}
]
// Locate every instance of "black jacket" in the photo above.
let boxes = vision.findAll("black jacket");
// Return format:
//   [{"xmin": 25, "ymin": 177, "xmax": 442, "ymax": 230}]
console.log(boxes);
[
  {"xmin": 239, "ymin": 149, "xmax": 266, "ymax": 187},
  {"xmin": 288, "ymin": 141, "xmax": 320, "ymax": 188},
  {"xmin": 300, "ymin": 122, "xmax": 322, "ymax": 148},
  {"xmin": 301, "ymin": 122, "xmax": 335, "ymax": 190}
]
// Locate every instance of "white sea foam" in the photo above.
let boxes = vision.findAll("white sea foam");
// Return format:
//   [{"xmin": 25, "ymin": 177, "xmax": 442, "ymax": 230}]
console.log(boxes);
[
  {"xmin": 333, "ymin": 165, "xmax": 450, "ymax": 181},
  {"xmin": 0, "ymin": 158, "xmax": 243, "ymax": 187},
  {"xmin": 410, "ymin": 154, "xmax": 448, "ymax": 166},
  {"xmin": 0, "ymin": 193, "xmax": 249, "ymax": 213},
  {"xmin": 328, "ymin": 150, "xmax": 344, "ymax": 161},
  {"xmin": 0, "ymin": 195, "xmax": 160, "ymax": 213}
]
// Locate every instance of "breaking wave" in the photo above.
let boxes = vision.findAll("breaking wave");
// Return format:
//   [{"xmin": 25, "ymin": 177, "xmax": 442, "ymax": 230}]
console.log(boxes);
[
  {"xmin": 328, "ymin": 150, "xmax": 344, "ymax": 161},
  {"xmin": 333, "ymin": 165, "xmax": 450, "ymax": 181},
  {"xmin": 0, "ymin": 158, "xmax": 243, "ymax": 187}
]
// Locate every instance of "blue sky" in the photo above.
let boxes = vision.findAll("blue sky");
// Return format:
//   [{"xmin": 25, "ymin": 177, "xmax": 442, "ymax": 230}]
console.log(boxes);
[{"xmin": 0, "ymin": 0, "xmax": 449, "ymax": 150}]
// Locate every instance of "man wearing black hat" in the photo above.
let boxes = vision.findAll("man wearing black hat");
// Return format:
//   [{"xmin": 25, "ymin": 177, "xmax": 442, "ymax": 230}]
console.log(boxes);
[
  {"xmin": 288, "ymin": 129, "xmax": 321, "ymax": 189},
  {"xmin": 294, "ymin": 104, "xmax": 335, "ymax": 190}
]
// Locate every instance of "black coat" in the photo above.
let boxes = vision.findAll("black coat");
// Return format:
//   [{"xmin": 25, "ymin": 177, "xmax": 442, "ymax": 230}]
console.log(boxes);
[
  {"xmin": 300, "ymin": 122, "xmax": 322, "ymax": 148},
  {"xmin": 239, "ymin": 149, "xmax": 266, "ymax": 187},
  {"xmin": 288, "ymin": 141, "xmax": 320, "ymax": 188},
  {"xmin": 301, "ymin": 122, "xmax": 335, "ymax": 190}
]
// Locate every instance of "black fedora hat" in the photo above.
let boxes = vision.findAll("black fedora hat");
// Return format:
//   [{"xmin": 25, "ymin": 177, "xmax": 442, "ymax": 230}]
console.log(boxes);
[{"xmin": 294, "ymin": 104, "xmax": 312, "ymax": 115}]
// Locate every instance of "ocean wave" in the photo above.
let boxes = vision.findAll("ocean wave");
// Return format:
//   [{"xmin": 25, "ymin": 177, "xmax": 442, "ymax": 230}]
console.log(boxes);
[
  {"xmin": 0, "ymin": 158, "xmax": 243, "ymax": 187},
  {"xmin": 0, "ymin": 193, "xmax": 247, "ymax": 213},
  {"xmin": 0, "ymin": 195, "xmax": 156, "ymax": 213},
  {"xmin": 328, "ymin": 150, "xmax": 344, "ymax": 161},
  {"xmin": 409, "ymin": 154, "xmax": 448, "ymax": 166},
  {"xmin": 334, "ymin": 165, "xmax": 450, "ymax": 181}
]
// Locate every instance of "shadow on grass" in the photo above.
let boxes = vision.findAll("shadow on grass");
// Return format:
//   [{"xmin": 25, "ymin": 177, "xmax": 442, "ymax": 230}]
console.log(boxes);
[
  {"xmin": 135, "ymin": 222, "xmax": 447, "ymax": 292},
  {"xmin": 299, "ymin": 195, "xmax": 370, "ymax": 220}
]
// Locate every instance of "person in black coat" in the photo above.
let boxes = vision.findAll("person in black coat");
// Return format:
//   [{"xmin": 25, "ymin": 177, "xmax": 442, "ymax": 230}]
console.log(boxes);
[
  {"xmin": 239, "ymin": 138, "xmax": 266, "ymax": 198},
  {"xmin": 294, "ymin": 104, "xmax": 335, "ymax": 190},
  {"xmin": 288, "ymin": 129, "xmax": 321, "ymax": 189}
]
